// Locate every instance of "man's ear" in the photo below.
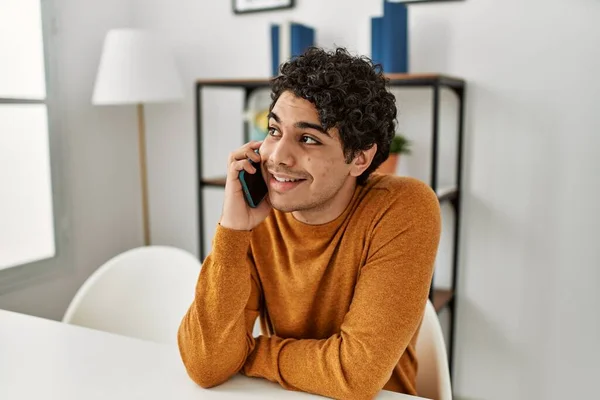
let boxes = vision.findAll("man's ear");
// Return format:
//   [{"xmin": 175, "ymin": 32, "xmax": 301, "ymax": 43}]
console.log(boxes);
[{"xmin": 350, "ymin": 144, "xmax": 378, "ymax": 178}]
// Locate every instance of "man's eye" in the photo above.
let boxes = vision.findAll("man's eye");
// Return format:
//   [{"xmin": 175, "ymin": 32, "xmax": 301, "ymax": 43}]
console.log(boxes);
[
  {"xmin": 301, "ymin": 136, "xmax": 320, "ymax": 145},
  {"xmin": 268, "ymin": 127, "xmax": 280, "ymax": 136}
]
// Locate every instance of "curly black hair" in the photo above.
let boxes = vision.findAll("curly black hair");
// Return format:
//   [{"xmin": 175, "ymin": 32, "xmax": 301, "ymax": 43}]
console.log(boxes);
[{"xmin": 269, "ymin": 47, "xmax": 397, "ymax": 184}]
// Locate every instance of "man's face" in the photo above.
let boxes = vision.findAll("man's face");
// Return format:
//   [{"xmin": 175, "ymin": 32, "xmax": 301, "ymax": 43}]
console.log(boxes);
[{"xmin": 259, "ymin": 91, "xmax": 354, "ymax": 214}]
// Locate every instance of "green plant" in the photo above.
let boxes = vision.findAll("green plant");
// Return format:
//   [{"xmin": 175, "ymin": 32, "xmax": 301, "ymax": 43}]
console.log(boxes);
[{"xmin": 389, "ymin": 134, "xmax": 411, "ymax": 155}]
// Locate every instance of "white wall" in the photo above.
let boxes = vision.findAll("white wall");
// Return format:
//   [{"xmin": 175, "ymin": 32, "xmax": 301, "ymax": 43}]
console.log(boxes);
[
  {"xmin": 133, "ymin": 0, "xmax": 600, "ymax": 399},
  {"xmin": 0, "ymin": 0, "xmax": 142, "ymax": 319},
  {"xmin": 409, "ymin": 1, "xmax": 600, "ymax": 399}
]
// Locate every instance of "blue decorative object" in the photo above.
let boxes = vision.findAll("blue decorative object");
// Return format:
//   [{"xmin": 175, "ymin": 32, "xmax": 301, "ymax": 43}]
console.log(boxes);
[
  {"xmin": 371, "ymin": 1, "xmax": 409, "ymax": 74},
  {"xmin": 383, "ymin": 1, "xmax": 409, "ymax": 73},
  {"xmin": 371, "ymin": 17, "xmax": 384, "ymax": 68}
]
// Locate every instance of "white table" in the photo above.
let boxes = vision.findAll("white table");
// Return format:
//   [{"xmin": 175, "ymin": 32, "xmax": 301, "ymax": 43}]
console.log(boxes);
[{"xmin": 0, "ymin": 309, "xmax": 429, "ymax": 400}]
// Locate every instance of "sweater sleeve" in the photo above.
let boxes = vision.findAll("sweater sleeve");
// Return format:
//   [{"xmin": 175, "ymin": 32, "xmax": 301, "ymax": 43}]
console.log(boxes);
[
  {"xmin": 241, "ymin": 181, "xmax": 441, "ymax": 400},
  {"xmin": 177, "ymin": 224, "xmax": 262, "ymax": 388}
]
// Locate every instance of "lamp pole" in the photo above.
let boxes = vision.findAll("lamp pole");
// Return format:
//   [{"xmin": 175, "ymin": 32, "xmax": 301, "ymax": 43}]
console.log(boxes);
[{"xmin": 137, "ymin": 103, "xmax": 151, "ymax": 246}]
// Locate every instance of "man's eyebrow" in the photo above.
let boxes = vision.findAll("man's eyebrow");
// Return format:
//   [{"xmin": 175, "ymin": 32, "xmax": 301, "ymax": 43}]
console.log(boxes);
[
  {"xmin": 295, "ymin": 121, "xmax": 330, "ymax": 137},
  {"xmin": 267, "ymin": 111, "xmax": 281, "ymax": 123},
  {"xmin": 268, "ymin": 111, "xmax": 330, "ymax": 137}
]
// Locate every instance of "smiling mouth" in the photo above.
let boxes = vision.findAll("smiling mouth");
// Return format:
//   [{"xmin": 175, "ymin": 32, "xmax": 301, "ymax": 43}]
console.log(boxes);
[
  {"xmin": 268, "ymin": 169, "xmax": 308, "ymax": 181},
  {"xmin": 273, "ymin": 176, "xmax": 305, "ymax": 183},
  {"xmin": 268, "ymin": 173, "xmax": 307, "ymax": 192}
]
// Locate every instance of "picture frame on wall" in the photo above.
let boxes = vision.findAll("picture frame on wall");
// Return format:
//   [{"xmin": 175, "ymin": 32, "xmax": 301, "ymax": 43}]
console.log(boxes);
[
  {"xmin": 233, "ymin": 0, "xmax": 295, "ymax": 14},
  {"xmin": 389, "ymin": 0, "xmax": 462, "ymax": 3},
  {"xmin": 387, "ymin": 0, "xmax": 463, "ymax": 4}
]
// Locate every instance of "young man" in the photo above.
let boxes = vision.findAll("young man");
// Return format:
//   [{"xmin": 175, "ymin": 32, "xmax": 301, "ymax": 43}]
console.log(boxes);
[{"xmin": 178, "ymin": 47, "xmax": 441, "ymax": 399}]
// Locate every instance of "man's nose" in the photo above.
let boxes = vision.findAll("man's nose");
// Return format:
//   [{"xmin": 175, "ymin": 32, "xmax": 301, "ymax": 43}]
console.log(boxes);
[{"xmin": 269, "ymin": 136, "xmax": 295, "ymax": 167}]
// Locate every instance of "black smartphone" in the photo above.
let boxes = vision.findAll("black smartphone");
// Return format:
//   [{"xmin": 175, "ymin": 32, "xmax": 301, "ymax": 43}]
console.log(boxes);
[{"xmin": 238, "ymin": 159, "xmax": 268, "ymax": 208}]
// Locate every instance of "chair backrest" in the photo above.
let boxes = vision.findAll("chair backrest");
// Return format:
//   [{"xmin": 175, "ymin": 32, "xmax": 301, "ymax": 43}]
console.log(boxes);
[
  {"xmin": 416, "ymin": 300, "xmax": 453, "ymax": 400},
  {"xmin": 63, "ymin": 246, "xmax": 200, "ymax": 344}
]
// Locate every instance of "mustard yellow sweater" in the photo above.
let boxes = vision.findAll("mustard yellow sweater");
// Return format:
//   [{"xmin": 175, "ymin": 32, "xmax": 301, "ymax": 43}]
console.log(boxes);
[{"xmin": 178, "ymin": 175, "xmax": 441, "ymax": 399}]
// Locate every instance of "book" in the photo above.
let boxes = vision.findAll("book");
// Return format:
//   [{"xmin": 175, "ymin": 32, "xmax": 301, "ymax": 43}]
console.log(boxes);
[
  {"xmin": 382, "ymin": 1, "xmax": 409, "ymax": 73},
  {"xmin": 271, "ymin": 21, "xmax": 315, "ymax": 76},
  {"xmin": 371, "ymin": 16, "xmax": 384, "ymax": 67}
]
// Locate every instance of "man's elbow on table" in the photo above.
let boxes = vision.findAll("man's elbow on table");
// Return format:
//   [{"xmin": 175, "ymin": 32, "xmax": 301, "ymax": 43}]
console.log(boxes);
[
  {"xmin": 177, "ymin": 333, "xmax": 238, "ymax": 388},
  {"xmin": 182, "ymin": 362, "xmax": 231, "ymax": 389},
  {"xmin": 178, "ymin": 344, "xmax": 242, "ymax": 388}
]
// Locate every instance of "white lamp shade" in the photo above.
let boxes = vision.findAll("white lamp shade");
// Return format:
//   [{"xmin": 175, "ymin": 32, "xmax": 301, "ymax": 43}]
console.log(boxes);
[{"xmin": 92, "ymin": 29, "xmax": 184, "ymax": 105}]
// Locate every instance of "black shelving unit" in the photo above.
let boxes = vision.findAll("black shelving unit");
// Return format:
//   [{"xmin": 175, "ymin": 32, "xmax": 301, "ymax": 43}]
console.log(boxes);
[{"xmin": 195, "ymin": 73, "xmax": 466, "ymax": 379}]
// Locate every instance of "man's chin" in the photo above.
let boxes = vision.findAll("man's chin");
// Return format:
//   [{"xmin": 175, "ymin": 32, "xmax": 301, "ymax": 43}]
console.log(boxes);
[
  {"xmin": 268, "ymin": 195, "xmax": 301, "ymax": 213},
  {"xmin": 269, "ymin": 202, "xmax": 297, "ymax": 213}
]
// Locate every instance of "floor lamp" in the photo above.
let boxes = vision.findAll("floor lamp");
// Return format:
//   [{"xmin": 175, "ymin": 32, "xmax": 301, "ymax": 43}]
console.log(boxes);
[{"xmin": 92, "ymin": 29, "xmax": 183, "ymax": 245}]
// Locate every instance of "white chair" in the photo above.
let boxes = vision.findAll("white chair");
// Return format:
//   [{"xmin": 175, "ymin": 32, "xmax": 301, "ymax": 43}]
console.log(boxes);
[
  {"xmin": 63, "ymin": 246, "xmax": 200, "ymax": 344},
  {"xmin": 416, "ymin": 299, "xmax": 453, "ymax": 400}
]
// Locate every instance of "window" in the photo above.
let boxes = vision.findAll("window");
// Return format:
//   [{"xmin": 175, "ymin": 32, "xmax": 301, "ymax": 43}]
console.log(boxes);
[{"xmin": 1, "ymin": 0, "xmax": 65, "ymax": 286}]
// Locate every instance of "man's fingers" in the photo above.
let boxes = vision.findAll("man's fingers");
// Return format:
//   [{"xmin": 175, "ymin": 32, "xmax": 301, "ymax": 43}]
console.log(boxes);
[
  {"xmin": 228, "ymin": 141, "xmax": 262, "ymax": 163},
  {"xmin": 228, "ymin": 159, "xmax": 257, "ymax": 178}
]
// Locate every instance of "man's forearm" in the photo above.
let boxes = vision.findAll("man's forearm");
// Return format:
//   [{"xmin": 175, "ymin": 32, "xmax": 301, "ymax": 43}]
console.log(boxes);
[
  {"xmin": 178, "ymin": 225, "xmax": 259, "ymax": 388},
  {"xmin": 242, "ymin": 334, "xmax": 397, "ymax": 400}
]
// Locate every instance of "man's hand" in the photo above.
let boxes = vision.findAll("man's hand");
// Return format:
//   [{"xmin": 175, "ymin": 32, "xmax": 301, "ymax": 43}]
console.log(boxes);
[{"xmin": 219, "ymin": 141, "xmax": 272, "ymax": 231}]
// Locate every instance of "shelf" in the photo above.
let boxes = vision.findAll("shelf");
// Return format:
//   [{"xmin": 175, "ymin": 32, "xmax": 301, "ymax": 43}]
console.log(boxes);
[
  {"xmin": 201, "ymin": 177, "xmax": 227, "ymax": 187},
  {"xmin": 196, "ymin": 78, "xmax": 272, "ymax": 90},
  {"xmin": 201, "ymin": 177, "xmax": 457, "ymax": 203},
  {"xmin": 197, "ymin": 73, "xmax": 465, "ymax": 90},
  {"xmin": 385, "ymin": 73, "xmax": 465, "ymax": 89},
  {"xmin": 432, "ymin": 289, "xmax": 454, "ymax": 313}
]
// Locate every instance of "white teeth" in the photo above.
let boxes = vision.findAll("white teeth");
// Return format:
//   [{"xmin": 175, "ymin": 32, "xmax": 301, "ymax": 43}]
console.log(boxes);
[{"xmin": 274, "ymin": 176, "xmax": 300, "ymax": 183}]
